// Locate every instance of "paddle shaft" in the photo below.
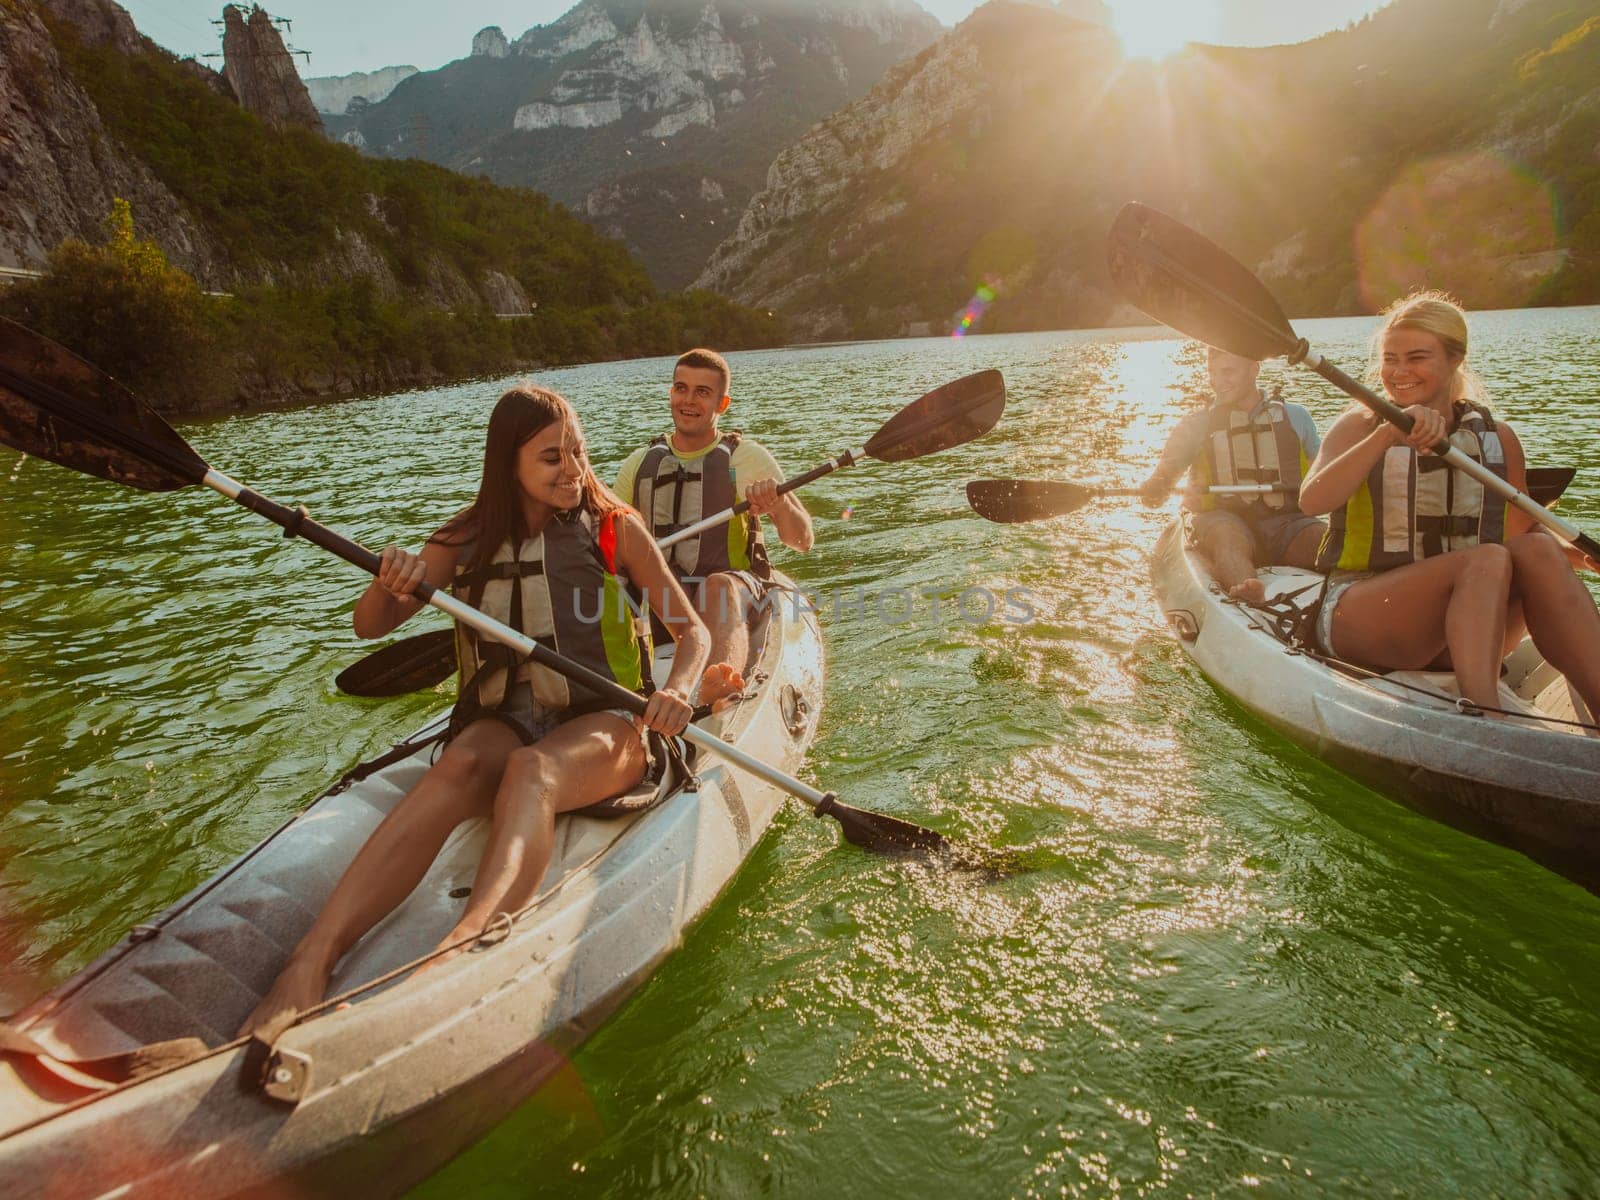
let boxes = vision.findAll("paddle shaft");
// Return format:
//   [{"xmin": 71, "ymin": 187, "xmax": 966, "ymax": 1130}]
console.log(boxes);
[
  {"xmin": 1292, "ymin": 349, "xmax": 1600, "ymax": 559},
  {"xmin": 1101, "ymin": 483, "xmax": 1292, "ymax": 498},
  {"xmin": 202, "ymin": 468, "xmax": 833, "ymax": 810},
  {"xmin": 656, "ymin": 446, "xmax": 864, "ymax": 549}
]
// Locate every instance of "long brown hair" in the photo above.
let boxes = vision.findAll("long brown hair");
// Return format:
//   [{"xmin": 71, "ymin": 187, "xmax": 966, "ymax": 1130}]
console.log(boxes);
[{"xmin": 435, "ymin": 385, "xmax": 629, "ymax": 574}]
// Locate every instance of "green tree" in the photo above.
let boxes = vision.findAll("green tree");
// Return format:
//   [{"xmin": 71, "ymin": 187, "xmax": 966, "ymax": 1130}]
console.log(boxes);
[{"xmin": 0, "ymin": 199, "xmax": 217, "ymax": 410}]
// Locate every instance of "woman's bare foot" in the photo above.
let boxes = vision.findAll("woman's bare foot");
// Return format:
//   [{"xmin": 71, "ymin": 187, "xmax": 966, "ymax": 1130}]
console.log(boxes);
[
  {"xmin": 236, "ymin": 953, "xmax": 332, "ymax": 1040},
  {"xmin": 410, "ymin": 919, "xmax": 491, "ymax": 979},
  {"xmin": 698, "ymin": 662, "xmax": 745, "ymax": 708},
  {"xmin": 1228, "ymin": 577, "xmax": 1267, "ymax": 604}
]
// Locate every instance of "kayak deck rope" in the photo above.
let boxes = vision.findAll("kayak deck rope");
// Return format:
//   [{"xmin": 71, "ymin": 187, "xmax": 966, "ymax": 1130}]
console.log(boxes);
[{"xmin": 1225, "ymin": 587, "xmax": 1600, "ymax": 734}]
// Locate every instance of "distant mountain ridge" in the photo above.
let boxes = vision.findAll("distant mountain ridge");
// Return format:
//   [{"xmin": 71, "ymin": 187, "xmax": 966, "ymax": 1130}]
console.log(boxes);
[
  {"xmin": 698, "ymin": 0, "xmax": 1600, "ymax": 339},
  {"xmin": 323, "ymin": 0, "xmax": 943, "ymax": 287},
  {"xmin": 303, "ymin": 65, "xmax": 419, "ymax": 116}
]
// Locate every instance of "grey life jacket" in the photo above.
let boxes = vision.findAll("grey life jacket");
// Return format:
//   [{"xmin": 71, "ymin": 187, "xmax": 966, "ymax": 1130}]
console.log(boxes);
[
  {"xmin": 1193, "ymin": 390, "xmax": 1310, "ymax": 515},
  {"xmin": 451, "ymin": 508, "xmax": 651, "ymax": 718},
  {"xmin": 634, "ymin": 432, "xmax": 769, "ymax": 581}
]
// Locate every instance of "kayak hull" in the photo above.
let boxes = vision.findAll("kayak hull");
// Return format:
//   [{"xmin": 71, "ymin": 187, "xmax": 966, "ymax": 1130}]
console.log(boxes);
[
  {"xmin": 0, "ymin": 578, "xmax": 825, "ymax": 1197},
  {"xmin": 1150, "ymin": 523, "xmax": 1600, "ymax": 889}
]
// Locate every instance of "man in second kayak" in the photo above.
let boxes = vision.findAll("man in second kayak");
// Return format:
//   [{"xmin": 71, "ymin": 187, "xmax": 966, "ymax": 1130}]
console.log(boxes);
[
  {"xmin": 1140, "ymin": 346, "xmax": 1325, "ymax": 602},
  {"xmin": 616, "ymin": 348, "xmax": 814, "ymax": 704}
]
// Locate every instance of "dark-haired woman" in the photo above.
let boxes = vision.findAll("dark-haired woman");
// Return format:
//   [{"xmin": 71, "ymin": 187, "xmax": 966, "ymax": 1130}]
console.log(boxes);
[{"xmin": 240, "ymin": 387, "xmax": 707, "ymax": 1037}]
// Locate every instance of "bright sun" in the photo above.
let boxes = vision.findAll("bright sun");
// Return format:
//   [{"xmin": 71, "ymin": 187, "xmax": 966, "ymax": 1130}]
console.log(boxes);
[{"xmin": 1108, "ymin": 0, "xmax": 1222, "ymax": 61}]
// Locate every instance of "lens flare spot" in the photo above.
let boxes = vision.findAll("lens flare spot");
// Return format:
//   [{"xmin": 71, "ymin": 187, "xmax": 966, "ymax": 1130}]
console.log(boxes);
[
  {"xmin": 1355, "ymin": 151, "xmax": 1562, "ymax": 310},
  {"xmin": 951, "ymin": 278, "xmax": 1003, "ymax": 339}
]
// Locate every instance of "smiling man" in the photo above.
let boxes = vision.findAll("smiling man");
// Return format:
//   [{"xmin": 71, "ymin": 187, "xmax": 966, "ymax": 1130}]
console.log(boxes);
[
  {"xmin": 615, "ymin": 348, "xmax": 813, "ymax": 705},
  {"xmin": 1139, "ymin": 346, "xmax": 1325, "ymax": 603}
]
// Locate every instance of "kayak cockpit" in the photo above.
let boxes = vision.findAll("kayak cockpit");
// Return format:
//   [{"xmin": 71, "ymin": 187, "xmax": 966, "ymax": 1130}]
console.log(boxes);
[{"xmin": 1253, "ymin": 565, "xmax": 1596, "ymax": 736}]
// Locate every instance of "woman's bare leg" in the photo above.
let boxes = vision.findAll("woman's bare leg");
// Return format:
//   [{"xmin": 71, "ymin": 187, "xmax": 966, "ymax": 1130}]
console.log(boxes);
[
  {"xmin": 1330, "ymin": 543, "xmax": 1513, "ymax": 709},
  {"xmin": 1507, "ymin": 531, "xmax": 1600, "ymax": 715},
  {"xmin": 426, "ymin": 712, "xmax": 647, "ymax": 963},
  {"xmin": 237, "ymin": 720, "xmax": 522, "ymax": 1036}
]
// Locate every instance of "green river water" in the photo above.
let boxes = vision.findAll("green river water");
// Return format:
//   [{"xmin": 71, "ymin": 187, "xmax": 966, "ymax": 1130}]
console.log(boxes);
[{"xmin": 3, "ymin": 311, "xmax": 1599, "ymax": 1197}]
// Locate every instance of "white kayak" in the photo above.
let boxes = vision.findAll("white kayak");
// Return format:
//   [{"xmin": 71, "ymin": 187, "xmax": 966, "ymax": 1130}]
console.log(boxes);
[
  {"xmin": 1150, "ymin": 522, "xmax": 1600, "ymax": 889},
  {"xmin": 0, "ymin": 577, "xmax": 823, "ymax": 1198}
]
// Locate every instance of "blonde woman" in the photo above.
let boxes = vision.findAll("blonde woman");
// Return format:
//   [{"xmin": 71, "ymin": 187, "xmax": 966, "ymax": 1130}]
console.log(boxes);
[{"xmin": 1297, "ymin": 292, "xmax": 1600, "ymax": 717}]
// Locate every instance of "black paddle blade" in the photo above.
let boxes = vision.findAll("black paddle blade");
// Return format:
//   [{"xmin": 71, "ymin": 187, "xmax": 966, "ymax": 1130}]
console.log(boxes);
[
  {"xmin": 0, "ymin": 318, "xmax": 208, "ymax": 491},
  {"xmin": 965, "ymin": 479, "xmax": 1093, "ymax": 524},
  {"xmin": 1527, "ymin": 466, "xmax": 1576, "ymax": 507},
  {"xmin": 823, "ymin": 796, "xmax": 950, "ymax": 856},
  {"xmin": 336, "ymin": 628, "xmax": 458, "ymax": 697},
  {"xmin": 864, "ymin": 369, "xmax": 1006, "ymax": 463},
  {"xmin": 1106, "ymin": 202, "xmax": 1299, "ymax": 362}
]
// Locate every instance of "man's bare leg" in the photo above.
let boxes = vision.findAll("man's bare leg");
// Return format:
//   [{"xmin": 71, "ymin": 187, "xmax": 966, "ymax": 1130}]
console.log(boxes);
[
  {"xmin": 1279, "ymin": 522, "xmax": 1326, "ymax": 571},
  {"xmin": 695, "ymin": 572, "xmax": 751, "ymax": 706},
  {"xmin": 1193, "ymin": 513, "xmax": 1263, "ymax": 602}
]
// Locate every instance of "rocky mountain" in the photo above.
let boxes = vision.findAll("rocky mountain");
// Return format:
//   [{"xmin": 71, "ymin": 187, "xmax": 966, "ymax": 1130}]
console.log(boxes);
[
  {"xmin": 322, "ymin": 0, "xmax": 944, "ymax": 288},
  {"xmin": 220, "ymin": 3, "xmax": 320, "ymax": 132},
  {"xmin": 698, "ymin": 0, "xmax": 1600, "ymax": 340},
  {"xmin": 303, "ymin": 64, "xmax": 418, "ymax": 116},
  {"xmin": 0, "ymin": 0, "xmax": 332, "ymax": 279},
  {"xmin": 0, "ymin": 0, "xmax": 638, "ymax": 302},
  {"xmin": 0, "ymin": 0, "xmax": 228, "ymax": 279}
]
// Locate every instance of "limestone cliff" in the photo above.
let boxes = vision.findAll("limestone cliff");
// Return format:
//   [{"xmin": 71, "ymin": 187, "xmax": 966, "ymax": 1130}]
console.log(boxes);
[
  {"xmin": 471, "ymin": 26, "xmax": 509, "ymax": 58},
  {"xmin": 302, "ymin": 64, "xmax": 418, "ymax": 115},
  {"xmin": 697, "ymin": 29, "xmax": 988, "ymax": 325},
  {"xmin": 0, "ymin": 0, "xmax": 635, "ymax": 318},
  {"xmin": 220, "ymin": 3, "xmax": 320, "ymax": 133},
  {"xmin": 326, "ymin": 0, "xmax": 944, "ymax": 288}
]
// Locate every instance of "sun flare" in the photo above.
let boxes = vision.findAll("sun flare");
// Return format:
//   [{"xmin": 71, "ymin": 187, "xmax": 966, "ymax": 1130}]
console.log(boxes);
[{"xmin": 1108, "ymin": 0, "xmax": 1222, "ymax": 61}]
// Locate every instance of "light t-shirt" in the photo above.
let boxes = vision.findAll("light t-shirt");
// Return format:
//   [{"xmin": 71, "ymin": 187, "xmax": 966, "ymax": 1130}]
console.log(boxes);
[{"xmin": 614, "ymin": 434, "xmax": 785, "ymax": 509}]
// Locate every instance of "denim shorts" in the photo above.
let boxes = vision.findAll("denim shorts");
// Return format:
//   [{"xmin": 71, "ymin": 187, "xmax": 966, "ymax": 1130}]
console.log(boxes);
[{"xmin": 1314, "ymin": 570, "xmax": 1376, "ymax": 657}]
